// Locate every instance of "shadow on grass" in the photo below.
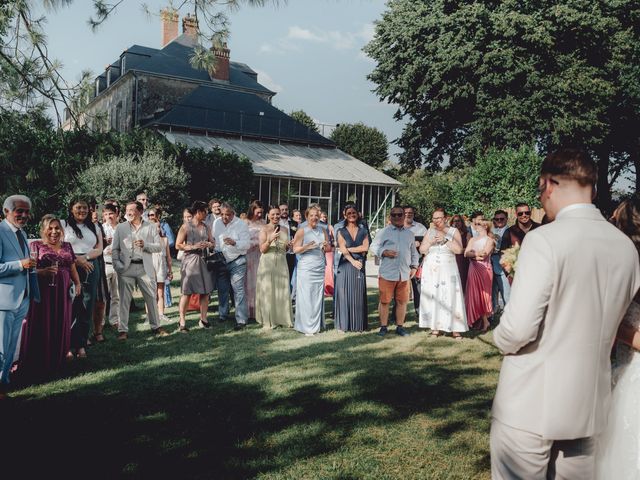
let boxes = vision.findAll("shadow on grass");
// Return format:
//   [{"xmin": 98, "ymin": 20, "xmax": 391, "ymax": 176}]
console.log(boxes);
[{"xmin": 2, "ymin": 290, "xmax": 496, "ymax": 479}]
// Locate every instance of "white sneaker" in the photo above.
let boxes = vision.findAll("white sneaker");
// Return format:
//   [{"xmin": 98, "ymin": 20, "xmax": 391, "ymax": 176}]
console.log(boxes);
[{"xmin": 159, "ymin": 314, "xmax": 170, "ymax": 323}]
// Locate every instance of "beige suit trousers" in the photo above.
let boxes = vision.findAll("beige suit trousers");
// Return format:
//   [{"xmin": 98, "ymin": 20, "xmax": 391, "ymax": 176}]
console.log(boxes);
[
  {"xmin": 490, "ymin": 419, "xmax": 595, "ymax": 480},
  {"xmin": 117, "ymin": 263, "xmax": 160, "ymax": 332},
  {"xmin": 105, "ymin": 263, "xmax": 120, "ymax": 326}
]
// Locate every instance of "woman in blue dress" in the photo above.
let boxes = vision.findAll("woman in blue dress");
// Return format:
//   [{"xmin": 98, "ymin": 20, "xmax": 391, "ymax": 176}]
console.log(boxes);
[
  {"xmin": 292, "ymin": 205, "xmax": 329, "ymax": 336},
  {"xmin": 334, "ymin": 205, "xmax": 369, "ymax": 332}
]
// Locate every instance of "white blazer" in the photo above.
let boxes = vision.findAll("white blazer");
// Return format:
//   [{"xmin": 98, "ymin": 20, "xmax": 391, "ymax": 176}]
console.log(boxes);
[
  {"xmin": 111, "ymin": 220, "xmax": 161, "ymax": 280},
  {"xmin": 492, "ymin": 205, "xmax": 640, "ymax": 440}
]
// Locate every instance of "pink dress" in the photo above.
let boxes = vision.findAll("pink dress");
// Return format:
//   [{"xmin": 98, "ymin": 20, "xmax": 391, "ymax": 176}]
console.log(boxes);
[
  {"xmin": 245, "ymin": 220, "xmax": 263, "ymax": 318},
  {"xmin": 20, "ymin": 241, "xmax": 76, "ymax": 377},
  {"xmin": 465, "ymin": 237, "xmax": 493, "ymax": 327}
]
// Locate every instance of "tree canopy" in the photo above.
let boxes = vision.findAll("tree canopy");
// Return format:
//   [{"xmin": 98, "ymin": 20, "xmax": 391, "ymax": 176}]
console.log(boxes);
[
  {"xmin": 365, "ymin": 0, "xmax": 640, "ymax": 210},
  {"xmin": 329, "ymin": 122, "xmax": 388, "ymax": 169},
  {"xmin": 289, "ymin": 110, "xmax": 319, "ymax": 133}
]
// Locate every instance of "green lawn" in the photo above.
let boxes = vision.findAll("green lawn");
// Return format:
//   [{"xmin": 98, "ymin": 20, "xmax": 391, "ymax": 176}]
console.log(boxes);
[{"xmin": 2, "ymin": 275, "xmax": 502, "ymax": 479}]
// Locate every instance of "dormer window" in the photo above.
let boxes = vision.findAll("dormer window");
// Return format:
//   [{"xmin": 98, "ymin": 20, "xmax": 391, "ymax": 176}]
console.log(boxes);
[
  {"xmin": 95, "ymin": 78, "xmax": 100, "ymax": 96},
  {"xmin": 107, "ymin": 69, "xmax": 112, "ymax": 87},
  {"xmin": 120, "ymin": 55, "xmax": 126, "ymax": 73}
]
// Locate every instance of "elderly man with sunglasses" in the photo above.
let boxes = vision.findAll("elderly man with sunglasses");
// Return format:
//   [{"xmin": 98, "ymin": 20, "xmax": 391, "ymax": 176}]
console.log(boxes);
[
  {"xmin": 500, "ymin": 202, "xmax": 540, "ymax": 251},
  {"xmin": 0, "ymin": 195, "xmax": 40, "ymax": 399}
]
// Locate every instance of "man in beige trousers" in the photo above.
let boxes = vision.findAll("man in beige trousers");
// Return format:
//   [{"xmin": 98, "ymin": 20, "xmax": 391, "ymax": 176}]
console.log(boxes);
[{"xmin": 491, "ymin": 149, "xmax": 640, "ymax": 479}]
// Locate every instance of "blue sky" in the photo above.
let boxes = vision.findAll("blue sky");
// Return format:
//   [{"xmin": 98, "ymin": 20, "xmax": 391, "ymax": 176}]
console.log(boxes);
[{"xmin": 39, "ymin": 0, "xmax": 404, "ymax": 158}]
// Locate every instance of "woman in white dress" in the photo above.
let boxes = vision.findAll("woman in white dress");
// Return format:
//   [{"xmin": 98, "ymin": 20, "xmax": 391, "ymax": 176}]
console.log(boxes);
[
  {"xmin": 148, "ymin": 208, "xmax": 172, "ymax": 323},
  {"xmin": 418, "ymin": 208, "xmax": 468, "ymax": 339},
  {"xmin": 597, "ymin": 198, "xmax": 640, "ymax": 478}
]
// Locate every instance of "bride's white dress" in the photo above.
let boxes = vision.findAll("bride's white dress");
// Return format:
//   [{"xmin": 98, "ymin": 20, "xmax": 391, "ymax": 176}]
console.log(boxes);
[{"xmin": 597, "ymin": 301, "xmax": 640, "ymax": 478}]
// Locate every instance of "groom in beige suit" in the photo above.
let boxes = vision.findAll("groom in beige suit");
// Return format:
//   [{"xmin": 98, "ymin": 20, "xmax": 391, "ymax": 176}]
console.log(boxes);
[
  {"xmin": 491, "ymin": 149, "xmax": 640, "ymax": 479},
  {"xmin": 112, "ymin": 201, "xmax": 168, "ymax": 339}
]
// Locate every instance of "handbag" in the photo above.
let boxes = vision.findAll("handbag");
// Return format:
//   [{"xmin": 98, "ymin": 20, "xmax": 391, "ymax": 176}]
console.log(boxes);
[{"xmin": 204, "ymin": 249, "xmax": 226, "ymax": 272}]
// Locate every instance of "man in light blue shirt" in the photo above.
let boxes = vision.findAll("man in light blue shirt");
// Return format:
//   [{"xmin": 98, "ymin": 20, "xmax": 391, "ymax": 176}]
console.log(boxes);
[{"xmin": 370, "ymin": 206, "xmax": 419, "ymax": 337}]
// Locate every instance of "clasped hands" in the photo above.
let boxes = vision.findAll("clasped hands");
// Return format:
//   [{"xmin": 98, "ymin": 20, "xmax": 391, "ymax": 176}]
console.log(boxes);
[{"xmin": 305, "ymin": 240, "xmax": 327, "ymax": 251}]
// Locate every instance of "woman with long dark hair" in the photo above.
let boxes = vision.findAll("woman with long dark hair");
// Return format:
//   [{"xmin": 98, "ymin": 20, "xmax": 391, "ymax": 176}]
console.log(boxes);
[
  {"xmin": 175, "ymin": 201, "xmax": 215, "ymax": 331},
  {"xmin": 62, "ymin": 198, "xmax": 103, "ymax": 358},
  {"xmin": 334, "ymin": 205, "xmax": 369, "ymax": 332},
  {"xmin": 255, "ymin": 206, "xmax": 293, "ymax": 328}
]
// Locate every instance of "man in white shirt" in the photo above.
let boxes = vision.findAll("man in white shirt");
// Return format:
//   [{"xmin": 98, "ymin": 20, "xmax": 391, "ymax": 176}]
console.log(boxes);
[
  {"xmin": 212, "ymin": 203, "xmax": 250, "ymax": 330},
  {"xmin": 102, "ymin": 203, "xmax": 120, "ymax": 329},
  {"xmin": 205, "ymin": 198, "xmax": 222, "ymax": 231},
  {"xmin": 111, "ymin": 201, "xmax": 168, "ymax": 339}
]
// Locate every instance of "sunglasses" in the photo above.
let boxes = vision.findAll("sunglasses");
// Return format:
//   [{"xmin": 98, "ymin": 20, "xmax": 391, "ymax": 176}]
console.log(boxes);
[
  {"xmin": 15, "ymin": 208, "xmax": 30, "ymax": 214},
  {"xmin": 517, "ymin": 211, "xmax": 531, "ymax": 217},
  {"xmin": 390, "ymin": 213, "xmax": 404, "ymax": 218},
  {"xmin": 493, "ymin": 217, "xmax": 507, "ymax": 222}
]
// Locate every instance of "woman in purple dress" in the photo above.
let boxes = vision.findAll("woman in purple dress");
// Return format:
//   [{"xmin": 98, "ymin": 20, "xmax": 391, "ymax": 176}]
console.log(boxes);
[{"xmin": 20, "ymin": 215, "xmax": 81, "ymax": 378}]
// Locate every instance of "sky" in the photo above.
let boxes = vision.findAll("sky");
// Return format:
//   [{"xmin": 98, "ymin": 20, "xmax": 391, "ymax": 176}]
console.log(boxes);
[{"xmin": 38, "ymin": 0, "xmax": 404, "ymax": 158}]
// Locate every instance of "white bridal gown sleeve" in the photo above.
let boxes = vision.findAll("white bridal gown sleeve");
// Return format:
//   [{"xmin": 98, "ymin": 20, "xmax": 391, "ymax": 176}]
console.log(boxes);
[{"xmin": 597, "ymin": 301, "xmax": 640, "ymax": 479}]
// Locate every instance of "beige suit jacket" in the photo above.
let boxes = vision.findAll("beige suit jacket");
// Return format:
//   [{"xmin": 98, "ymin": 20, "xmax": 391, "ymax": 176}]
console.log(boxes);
[
  {"xmin": 111, "ymin": 220, "xmax": 161, "ymax": 280},
  {"xmin": 492, "ymin": 205, "xmax": 640, "ymax": 440}
]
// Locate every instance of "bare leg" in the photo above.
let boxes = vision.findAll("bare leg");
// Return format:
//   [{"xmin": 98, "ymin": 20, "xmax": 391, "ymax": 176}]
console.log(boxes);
[
  {"xmin": 93, "ymin": 301, "xmax": 106, "ymax": 341},
  {"xmin": 395, "ymin": 300, "xmax": 407, "ymax": 326},
  {"xmin": 178, "ymin": 294, "xmax": 189, "ymax": 328},
  {"xmin": 156, "ymin": 282, "xmax": 165, "ymax": 317},
  {"xmin": 379, "ymin": 301, "xmax": 390, "ymax": 326},
  {"xmin": 199, "ymin": 295, "xmax": 209, "ymax": 323}
]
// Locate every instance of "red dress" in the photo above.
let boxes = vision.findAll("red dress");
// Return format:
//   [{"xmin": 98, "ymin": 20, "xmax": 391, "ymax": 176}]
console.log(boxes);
[
  {"xmin": 465, "ymin": 237, "xmax": 493, "ymax": 328},
  {"xmin": 20, "ymin": 241, "xmax": 76, "ymax": 377}
]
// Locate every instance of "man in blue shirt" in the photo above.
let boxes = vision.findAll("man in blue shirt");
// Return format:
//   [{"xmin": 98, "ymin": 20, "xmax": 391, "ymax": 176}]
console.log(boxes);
[{"xmin": 370, "ymin": 205, "xmax": 420, "ymax": 337}]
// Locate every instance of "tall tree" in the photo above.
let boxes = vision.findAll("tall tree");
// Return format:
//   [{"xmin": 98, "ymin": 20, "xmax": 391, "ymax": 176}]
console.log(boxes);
[
  {"xmin": 330, "ymin": 122, "xmax": 388, "ymax": 169},
  {"xmin": 365, "ymin": 0, "xmax": 640, "ymax": 210},
  {"xmin": 289, "ymin": 109, "xmax": 319, "ymax": 133}
]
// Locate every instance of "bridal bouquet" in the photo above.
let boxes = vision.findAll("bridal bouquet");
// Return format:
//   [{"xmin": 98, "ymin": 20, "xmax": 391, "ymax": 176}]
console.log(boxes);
[{"xmin": 500, "ymin": 245, "xmax": 521, "ymax": 277}]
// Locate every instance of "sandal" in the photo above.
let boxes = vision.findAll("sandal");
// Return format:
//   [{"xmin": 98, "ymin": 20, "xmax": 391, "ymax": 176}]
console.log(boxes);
[
  {"xmin": 199, "ymin": 319, "xmax": 211, "ymax": 329},
  {"xmin": 76, "ymin": 348, "xmax": 88, "ymax": 358},
  {"xmin": 90, "ymin": 333, "xmax": 106, "ymax": 343},
  {"xmin": 452, "ymin": 334, "xmax": 463, "ymax": 341},
  {"xmin": 431, "ymin": 330, "xmax": 441, "ymax": 337},
  {"xmin": 179, "ymin": 325, "xmax": 189, "ymax": 333}
]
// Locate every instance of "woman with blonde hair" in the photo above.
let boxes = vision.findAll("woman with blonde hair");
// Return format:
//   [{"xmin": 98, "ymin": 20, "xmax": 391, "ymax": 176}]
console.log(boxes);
[
  {"xmin": 419, "ymin": 207, "xmax": 467, "ymax": 339},
  {"xmin": 464, "ymin": 216, "xmax": 495, "ymax": 333},
  {"xmin": 245, "ymin": 200, "xmax": 265, "ymax": 321},
  {"xmin": 21, "ymin": 215, "xmax": 81, "ymax": 377},
  {"xmin": 293, "ymin": 205, "xmax": 330, "ymax": 336}
]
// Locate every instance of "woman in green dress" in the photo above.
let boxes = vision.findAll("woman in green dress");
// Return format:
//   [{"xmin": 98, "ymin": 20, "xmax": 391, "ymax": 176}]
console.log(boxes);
[{"xmin": 255, "ymin": 206, "xmax": 293, "ymax": 328}]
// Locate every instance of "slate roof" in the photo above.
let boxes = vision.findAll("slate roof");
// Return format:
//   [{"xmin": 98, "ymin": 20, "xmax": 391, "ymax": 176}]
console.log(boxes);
[
  {"xmin": 112, "ymin": 34, "xmax": 273, "ymax": 95},
  {"xmin": 147, "ymin": 85, "xmax": 334, "ymax": 146}
]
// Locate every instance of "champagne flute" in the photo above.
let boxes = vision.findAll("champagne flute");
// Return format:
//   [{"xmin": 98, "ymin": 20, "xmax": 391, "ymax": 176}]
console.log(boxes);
[
  {"xmin": 29, "ymin": 250, "xmax": 38, "ymax": 271},
  {"xmin": 49, "ymin": 260, "xmax": 58, "ymax": 287}
]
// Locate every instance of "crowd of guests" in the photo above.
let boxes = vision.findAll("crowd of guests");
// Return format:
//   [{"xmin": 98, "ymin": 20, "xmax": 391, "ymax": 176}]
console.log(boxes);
[{"xmin": 0, "ymin": 178, "xmax": 606, "ymax": 397}]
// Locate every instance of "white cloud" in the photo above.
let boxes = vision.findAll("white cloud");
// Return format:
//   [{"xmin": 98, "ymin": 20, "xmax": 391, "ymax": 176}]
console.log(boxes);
[
  {"xmin": 254, "ymin": 69, "xmax": 284, "ymax": 93},
  {"xmin": 260, "ymin": 23, "xmax": 376, "ymax": 55}
]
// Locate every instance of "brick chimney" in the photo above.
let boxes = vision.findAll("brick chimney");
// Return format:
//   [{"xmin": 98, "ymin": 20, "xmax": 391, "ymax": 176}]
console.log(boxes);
[
  {"xmin": 182, "ymin": 13, "xmax": 199, "ymax": 40},
  {"xmin": 210, "ymin": 43, "xmax": 230, "ymax": 82},
  {"xmin": 161, "ymin": 8, "xmax": 179, "ymax": 47}
]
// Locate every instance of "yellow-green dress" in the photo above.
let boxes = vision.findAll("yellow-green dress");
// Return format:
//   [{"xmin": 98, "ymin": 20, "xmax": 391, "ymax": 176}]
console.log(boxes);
[{"xmin": 255, "ymin": 229, "xmax": 293, "ymax": 328}]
